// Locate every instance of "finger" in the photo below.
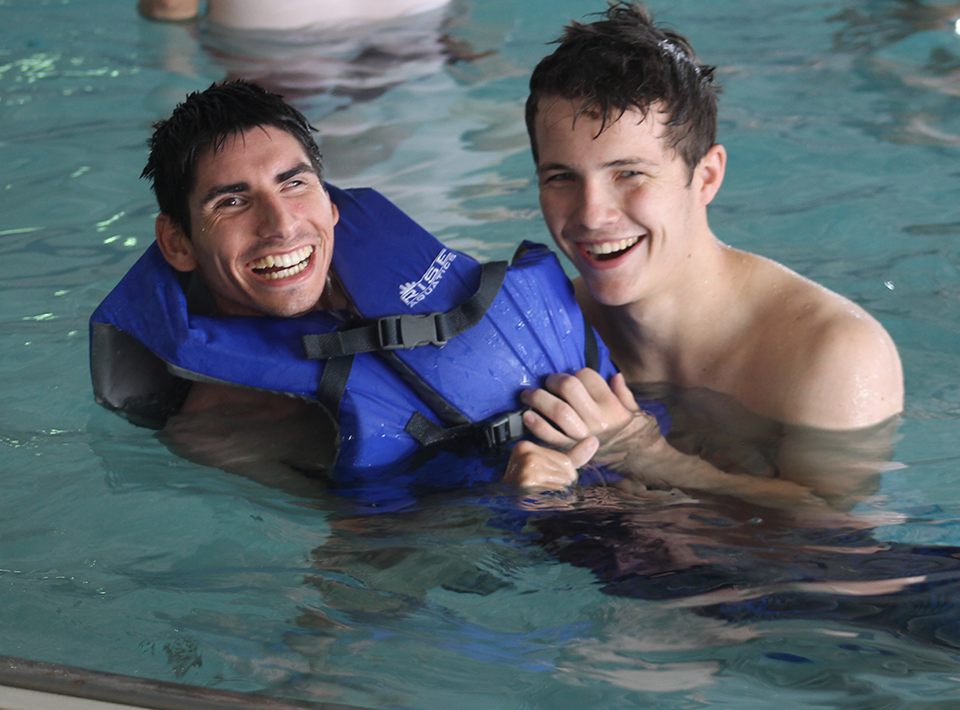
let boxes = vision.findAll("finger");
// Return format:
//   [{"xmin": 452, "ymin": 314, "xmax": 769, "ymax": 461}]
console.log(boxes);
[
  {"xmin": 521, "ymin": 387, "xmax": 591, "ymax": 439},
  {"xmin": 574, "ymin": 368, "xmax": 633, "ymax": 417},
  {"xmin": 502, "ymin": 440, "xmax": 538, "ymax": 487},
  {"xmin": 543, "ymin": 371, "xmax": 586, "ymax": 400},
  {"xmin": 523, "ymin": 467, "xmax": 577, "ymax": 490},
  {"xmin": 566, "ymin": 435, "xmax": 599, "ymax": 469},
  {"xmin": 574, "ymin": 367, "xmax": 613, "ymax": 400},
  {"xmin": 610, "ymin": 372, "xmax": 641, "ymax": 413},
  {"xmin": 543, "ymin": 372, "xmax": 607, "ymax": 425},
  {"xmin": 522, "ymin": 409, "xmax": 576, "ymax": 448},
  {"xmin": 503, "ymin": 441, "xmax": 577, "ymax": 490}
]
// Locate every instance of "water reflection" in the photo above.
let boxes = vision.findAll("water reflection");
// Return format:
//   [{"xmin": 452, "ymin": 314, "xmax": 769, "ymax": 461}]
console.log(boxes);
[
  {"xmin": 829, "ymin": 0, "xmax": 960, "ymax": 52},
  {"xmin": 138, "ymin": 3, "xmax": 529, "ymax": 242},
  {"xmin": 240, "ymin": 377, "xmax": 960, "ymax": 700},
  {"xmin": 274, "ymin": 474, "xmax": 960, "ymax": 702},
  {"xmin": 203, "ymin": 5, "xmax": 467, "ymax": 113},
  {"xmin": 829, "ymin": 0, "xmax": 960, "ymax": 145}
]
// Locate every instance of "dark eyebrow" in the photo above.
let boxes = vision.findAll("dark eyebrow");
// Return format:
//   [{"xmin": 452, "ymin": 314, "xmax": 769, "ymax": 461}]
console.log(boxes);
[
  {"xmin": 198, "ymin": 163, "xmax": 318, "ymax": 207},
  {"xmin": 199, "ymin": 182, "xmax": 249, "ymax": 207},
  {"xmin": 277, "ymin": 163, "xmax": 315, "ymax": 183},
  {"xmin": 603, "ymin": 158, "xmax": 660, "ymax": 169},
  {"xmin": 537, "ymin": 162, "xmax": 573, "ymax": 174},
  {"xmin": 604, "ymin": 158, "xmax": 658, "ymax": 170},
  {"xmin": 537, "ymin": 157, "xmax": 658, "ymax": 175}
]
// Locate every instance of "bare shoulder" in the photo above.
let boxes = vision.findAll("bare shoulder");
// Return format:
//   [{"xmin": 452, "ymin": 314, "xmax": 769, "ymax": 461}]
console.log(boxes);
[{"xmin": 745, "ymin": 255, "xmax": 903, "ymax": 429}]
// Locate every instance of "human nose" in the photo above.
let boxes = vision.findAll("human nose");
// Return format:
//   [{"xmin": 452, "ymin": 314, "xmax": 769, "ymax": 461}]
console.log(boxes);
[
  {"xmin": 575, "ymin": 180, "xmax": 620, "ymax": 231},
  {"xmin": 256, "ymin": 193, "xmax": 299, "ymax": 239}
]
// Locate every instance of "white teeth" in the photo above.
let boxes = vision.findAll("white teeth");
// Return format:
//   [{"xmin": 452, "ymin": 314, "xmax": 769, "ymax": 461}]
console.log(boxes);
[
  {"xmin": 248, "ymin": 246, "xmax": 314, "ymax": 276},
  {"xmin": 584, "ymin": 236, "xmax": 640, "ymax": 256},
  {"xmin": 261, "ymin": 260, "xmax": 308, "ymax": 280}
]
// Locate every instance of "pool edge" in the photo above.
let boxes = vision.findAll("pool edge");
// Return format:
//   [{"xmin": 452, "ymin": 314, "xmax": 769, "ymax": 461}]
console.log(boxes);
[{"xmin": 0, "ymin": 655, "xmax": 357, "ymax": 710}]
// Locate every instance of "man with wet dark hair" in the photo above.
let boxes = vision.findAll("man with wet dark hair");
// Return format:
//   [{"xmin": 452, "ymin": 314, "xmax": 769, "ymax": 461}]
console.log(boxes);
[
  {"xmin": 142, "ymin": 80, "xmax": 325, "ymax": 241},
  {"xmin": 143, "ymin": 80, "xmax": 343, "ymax": 322},
  {"xmin": 524, "ymin": 2, "xmax": 718, "ymax": 179},
  {"xmin": 124, "ymin": 80, "xmax": 346, "ymax": 474},
  {"xmin": 507, "ymin": 4, "xmax": 903, "ymax": 508}
]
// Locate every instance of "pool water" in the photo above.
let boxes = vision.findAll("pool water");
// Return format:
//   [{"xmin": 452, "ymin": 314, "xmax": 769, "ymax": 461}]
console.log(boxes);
[{"xmin": 4, "ymin": 0, "xmax": 960, "ymax": 707}]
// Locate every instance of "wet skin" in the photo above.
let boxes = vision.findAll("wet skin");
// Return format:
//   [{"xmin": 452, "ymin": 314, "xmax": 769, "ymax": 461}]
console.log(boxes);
[
  {"xmin": 156, "ymin": 125, "xmax": 340, "ymax": 318},
  {"xmin": 154, "ymin": 125, "xmax": 343, "ymax": 475},
  {"xmin": 534, "ymin": 99, "xmax": 719, "ymax": 309},
  {"xmin": 514, "ymin": 98, "xmax": 902, "ymax": 503}
]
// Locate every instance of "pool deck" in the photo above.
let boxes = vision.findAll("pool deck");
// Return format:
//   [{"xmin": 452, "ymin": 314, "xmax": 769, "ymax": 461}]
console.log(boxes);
[
  {"xmin": 1, "ymin": 686, "xmax": 150, "ymax": 710},
  {"xmin": 0, "ymin": 656, "xmax": 356, "ymax": 710}
]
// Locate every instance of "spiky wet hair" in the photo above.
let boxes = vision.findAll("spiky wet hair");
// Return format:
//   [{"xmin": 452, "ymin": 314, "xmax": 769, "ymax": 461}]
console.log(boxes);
[
  {"xmin": 525, "ymin": 2, "xmax": 720, "ymax": 177},
  {"xmin": 141, "ymin": 80, "xmax": 323, "ymax": 238}
]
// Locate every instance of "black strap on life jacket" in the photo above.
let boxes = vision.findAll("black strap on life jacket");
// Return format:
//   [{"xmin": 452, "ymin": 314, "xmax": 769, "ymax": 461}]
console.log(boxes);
[
  {"xmin": 303, "ymin": 248, "xmax": 604, "ymax": 457},
  {"xmin": 396, "ymin": 244, "xmax": 603, "ymax": 453},
  {"xmin": 315, "ymin": 352, "xmax": 354, "ymax": 419},
  {"xmin": 583, "ymin": 311, "xmax": 599, "ymax": 371},
  {"xmin": 404, "ymin": 409, "xmax": 528, "ymax": 450},
  {"xmin": 302, "ymin": 261, "xmax": 507, "ymax": 358},
  {"xmin": 303, "ymin": 259, "xmax": 513, "ymax": 452}
]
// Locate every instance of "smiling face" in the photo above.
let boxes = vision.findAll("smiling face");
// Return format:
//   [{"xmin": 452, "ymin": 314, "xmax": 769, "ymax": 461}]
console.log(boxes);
[
  {"xmin": 156, "ymin": 125, "xmax": 338, "ymax": 318},
  {"xmin": 534, "ymin": 98, "xmax": 723, "ymax": 309}
]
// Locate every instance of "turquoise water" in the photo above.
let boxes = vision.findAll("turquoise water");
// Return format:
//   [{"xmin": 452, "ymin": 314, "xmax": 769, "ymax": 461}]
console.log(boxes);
[{"xmin": 4, "ymin": 0, "xmax": 960, "ymax": 707}]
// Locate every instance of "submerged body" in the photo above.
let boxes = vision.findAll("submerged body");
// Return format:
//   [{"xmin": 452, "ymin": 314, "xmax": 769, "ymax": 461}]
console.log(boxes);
[
  {"xmin": 532, "ymin": 487, "xmax": 960, "ymax": 653},
  {"xmin": 511, "ymin": 4, "xmax": 903, "ymax": 508}
]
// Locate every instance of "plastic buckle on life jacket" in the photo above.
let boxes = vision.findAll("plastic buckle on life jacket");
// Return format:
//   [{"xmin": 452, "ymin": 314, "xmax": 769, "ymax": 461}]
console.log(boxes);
[
  {"xmin": 483, "ymin": 409, "xmax": 527, "ymax": 449},
  {"xmin": 379, "ymin": 312, "xmax": 447, "ymax": 350}
]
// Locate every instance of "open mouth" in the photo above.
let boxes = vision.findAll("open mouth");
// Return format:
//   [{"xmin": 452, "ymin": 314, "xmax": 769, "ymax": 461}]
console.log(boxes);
[
  {"xmin": 581, "ymin": 236, "xmax": 641, "ymax": 262},
  {"xmin": 248, "ymin": 245, "xmax": 314, "ymax": 280}
]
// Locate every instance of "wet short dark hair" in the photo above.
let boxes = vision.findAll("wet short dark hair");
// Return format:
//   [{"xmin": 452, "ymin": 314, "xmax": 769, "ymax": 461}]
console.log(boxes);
[
  {"xmin": 141, "ymin": 80, "xmax": 324, "ymax": 238},
  {"xmin": 526, "ymin": 2, "xmax": 720, "ymax": 177}
]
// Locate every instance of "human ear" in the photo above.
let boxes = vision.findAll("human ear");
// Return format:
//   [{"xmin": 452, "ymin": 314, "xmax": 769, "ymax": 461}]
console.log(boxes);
[
  {"xmin": 155, "ymin": 213, "xmax": 197, "ymax": 272},
  {"xmin": 695, "ymin": 144, "xmax": 727, "ymax": 206}
]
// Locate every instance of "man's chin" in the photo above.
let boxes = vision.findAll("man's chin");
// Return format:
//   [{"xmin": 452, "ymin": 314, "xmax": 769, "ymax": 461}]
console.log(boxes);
[
  {"xmin": 257, "ymin": 298, "xmax": 324, "ymax": 318},
  {"xmin": 584, "ymin": 278, "xmax": 640, "ymax": 309},
  {"xmin": 215, "ymin": 288, "xmax": 326, "ymax": 318}
]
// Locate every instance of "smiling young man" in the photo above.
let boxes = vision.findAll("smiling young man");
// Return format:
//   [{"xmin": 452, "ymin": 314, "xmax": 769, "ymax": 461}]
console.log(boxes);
[
  {"xmin": 147, "ymin": 90, "xmax": 342, "ymax": 322},
  {"xmin": 155, "ymin": 126, "xmax": 338, "ymax": 319},
  {"xmin": 506, "ymin": 3, "xmax": 904, "ymax": 509},
  {"xmin": 89, "ymin": 81, "xmax": 348, "ymax": 480},
  {"xmin": 140, "ymin": 82, "xmax": 350, "ymax": 421}
]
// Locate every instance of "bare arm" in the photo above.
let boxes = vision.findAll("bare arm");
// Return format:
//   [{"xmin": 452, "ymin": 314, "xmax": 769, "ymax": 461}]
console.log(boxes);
[
  {"xmin": 749, "ymin": 310, "xmax": 904, "ymax": 508},
  {"xmin": 517, "ymin": 369, "xmax": 877, "ymax": 513},
  {"xmin": 160, "ymin": 382, "xmax": 337, "ymax": 496}
]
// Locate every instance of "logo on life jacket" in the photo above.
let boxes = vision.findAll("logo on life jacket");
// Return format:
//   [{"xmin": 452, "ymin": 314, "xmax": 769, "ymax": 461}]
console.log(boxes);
[{"xmin": 399, "ymin": 248, "xmax": 458, "ymax": 308}]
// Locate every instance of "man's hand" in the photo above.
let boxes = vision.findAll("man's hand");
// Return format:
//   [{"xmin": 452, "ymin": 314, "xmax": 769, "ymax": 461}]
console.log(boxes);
[
  {"xmin": 503, "ymin": 437, "xmax": 599, "ymax": 490},
  {"xmin": 516, "ymin": 369, "xmax": 841, "ymax": 512},
  {"xmin": 520, "ymin": 369, "xmax": 663, "ymax": 464}
]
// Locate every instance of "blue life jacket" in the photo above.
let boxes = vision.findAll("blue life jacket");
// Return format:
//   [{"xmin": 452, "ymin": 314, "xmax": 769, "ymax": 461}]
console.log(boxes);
[{"xmin": 90, "ymin": 186, "xmax": 668, "ymax": 470}]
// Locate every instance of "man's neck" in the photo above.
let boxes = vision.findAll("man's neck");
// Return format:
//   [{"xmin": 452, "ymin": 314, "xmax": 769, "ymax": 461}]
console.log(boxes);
[
  {"xmin": 584, "ymin": 234, "xmax": 750, "ymax": 386},
  {"xmin": 315, "ymin": 270, "xmax": 350, "ymax": 312}
]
